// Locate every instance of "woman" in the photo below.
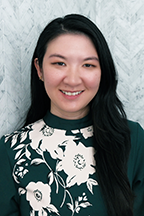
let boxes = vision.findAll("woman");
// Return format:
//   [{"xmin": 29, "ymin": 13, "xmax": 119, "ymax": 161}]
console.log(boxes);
[{"xmin": 0, "ymin": 14, "xmax": 144, "ymax": 216}]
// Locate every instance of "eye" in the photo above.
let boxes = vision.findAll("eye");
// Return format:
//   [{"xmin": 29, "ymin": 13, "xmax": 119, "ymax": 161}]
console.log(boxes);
[
  {"xmin": 52, "ymin": 62, "xmax": 66, "ymax": 66},
  {"xmin": 83, "ymin": 64, "xmax": 96, "ymax": 68}
]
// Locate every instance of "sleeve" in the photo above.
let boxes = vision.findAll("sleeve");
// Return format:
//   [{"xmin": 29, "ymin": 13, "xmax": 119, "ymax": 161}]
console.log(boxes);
[
  {"xmin": 0, "ymin": 136, "xmax": 20, "ymax": 216},
  {"xmin": 132, "ymin": 123, "xmax": 144, "ymax": 216}
]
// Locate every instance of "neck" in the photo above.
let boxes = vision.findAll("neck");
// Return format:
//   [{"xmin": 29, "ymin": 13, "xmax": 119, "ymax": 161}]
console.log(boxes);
[{"xmin": 50, "ymin": 107, "xmax": 90, "ymax": 120}]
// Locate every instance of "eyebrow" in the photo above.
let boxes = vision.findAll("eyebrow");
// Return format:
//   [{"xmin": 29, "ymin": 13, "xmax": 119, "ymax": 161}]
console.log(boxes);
[
  {"xmin": 49, "ymin": 54, "xmax": 66, "ymax": 59},
  {"xmin": 49, "ymin": 54, "xmax": 99, "ymax": 61},
  {"xmin": 83, "ymin": 57, "xmax": 99, "ymax": 62}
]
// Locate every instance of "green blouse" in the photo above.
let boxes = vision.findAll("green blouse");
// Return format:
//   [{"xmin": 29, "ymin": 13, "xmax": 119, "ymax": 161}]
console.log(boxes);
[{"xmin": 0, "ymin": 112, "xmax": 144, "ymax": 216}]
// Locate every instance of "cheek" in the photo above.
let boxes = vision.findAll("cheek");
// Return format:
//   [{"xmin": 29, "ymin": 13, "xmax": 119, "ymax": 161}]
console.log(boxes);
[
  {"xmin": 43, "ymin": 71, "xmax": 60, "ymax": 86},
  {"xmin": 87, "ymin": 73, "xmax": 101, "ymax": 90}
]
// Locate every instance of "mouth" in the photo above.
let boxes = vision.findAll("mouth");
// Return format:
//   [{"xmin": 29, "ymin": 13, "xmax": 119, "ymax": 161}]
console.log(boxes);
[{"xmin": 60, "ymin": 90, "xmax": 83, "ymax": 96}]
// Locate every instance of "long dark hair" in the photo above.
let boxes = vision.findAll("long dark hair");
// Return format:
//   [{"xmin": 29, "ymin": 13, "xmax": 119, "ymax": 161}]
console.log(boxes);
[{"xmin": 24, "ymin": 14, "xmax": 134, "ymax": 215}]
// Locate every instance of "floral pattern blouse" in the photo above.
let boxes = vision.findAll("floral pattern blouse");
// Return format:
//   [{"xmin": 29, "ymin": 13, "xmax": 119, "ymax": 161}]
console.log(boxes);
[{"xmin": 0, "ymin": 112, "xmax": 144, "ymax": 216}]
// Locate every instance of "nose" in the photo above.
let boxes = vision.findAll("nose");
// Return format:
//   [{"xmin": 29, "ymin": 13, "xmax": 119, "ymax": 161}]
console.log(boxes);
[{"xmin": 63, "ymin": 66, "xmax": 82, "ymax": 86}]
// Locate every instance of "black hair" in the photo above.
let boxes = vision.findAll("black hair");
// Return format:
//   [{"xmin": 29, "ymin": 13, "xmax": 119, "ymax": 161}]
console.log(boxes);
[{"xmin": 24, "ymin": 14, "xmax": 134, "ymax": 215}]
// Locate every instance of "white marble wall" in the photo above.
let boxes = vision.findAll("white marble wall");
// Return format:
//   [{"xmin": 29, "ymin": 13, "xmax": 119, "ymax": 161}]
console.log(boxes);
[
  {"xmin": 96, "ymin": 0, "xmax": 144, "ymax": 129},
  {"xmin": 0, "ymin": 0, "xmax": 144, "ymax": 137}
]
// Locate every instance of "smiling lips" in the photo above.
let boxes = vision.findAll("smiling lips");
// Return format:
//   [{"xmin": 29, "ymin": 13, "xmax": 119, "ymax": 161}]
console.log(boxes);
[{"xmin": 61, "ymin": 90, "xmax": 83, "ymax": 96}]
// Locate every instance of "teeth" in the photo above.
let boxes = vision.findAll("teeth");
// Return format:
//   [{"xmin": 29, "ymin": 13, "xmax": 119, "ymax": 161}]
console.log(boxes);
[{"xmin": 62, "ymin": 90, "xmax": 82, "ymax": 96}]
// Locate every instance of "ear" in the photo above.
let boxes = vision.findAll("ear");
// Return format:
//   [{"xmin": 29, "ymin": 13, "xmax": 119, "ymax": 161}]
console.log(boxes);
[{"xmin": 34, "ymin": 58, "xmax": 43, "ymax": 81}]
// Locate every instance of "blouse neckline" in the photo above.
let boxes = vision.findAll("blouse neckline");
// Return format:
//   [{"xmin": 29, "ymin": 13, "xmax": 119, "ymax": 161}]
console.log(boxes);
[{"xmin": 43, "ymin": 111, "xmax": 92, "ymax": 130}]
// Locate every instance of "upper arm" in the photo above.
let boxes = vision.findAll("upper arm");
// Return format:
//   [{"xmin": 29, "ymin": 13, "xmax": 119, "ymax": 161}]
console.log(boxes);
[
  {"xmin": 129, "ymin": 123, "xmax": 144, "ymax": 215},
  {"xmin": 0, "ymin": 136, "xmax": 20, "ymax": 216}
]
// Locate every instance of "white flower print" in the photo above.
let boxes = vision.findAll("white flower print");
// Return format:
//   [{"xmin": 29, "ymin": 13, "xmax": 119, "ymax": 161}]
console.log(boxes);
[
  {"xmin": 26, "ymin": 182, "xmax": 51, "ymax": 211},
  {"xmin": 67, "ymin": 192, "xmax": 92, "ymax": 215},
  {"xmin": 18, "ymin": 182, "xmax": 60, "ymax": 215},
  {"xmin": 29, "ymin": 121, "xmax": 74, "ymax": 160},
  {"xmin": 40, "ymin": 130, "xmax": 73, "ymax": 160},
  {"xmin": 42, "ymin": 125, "xmax": 54, "ymax": 136},
  {"xmin": 71, "ymin": 129, "xmax": 80, "ymax": 134},
  {"xmin": 60, "ymin": 142, "xmax": 96, "ymax": 187},
  {"xmin": 14, "ymin": 165, "xmax": 28, "ymax": 179},
  {"xmin": 80, "ymin": 126, "xmax": 93, "ymax": 139},
  {"xmin": 28, "ymin": 120, "xmax": 51, "ymax": 150}
]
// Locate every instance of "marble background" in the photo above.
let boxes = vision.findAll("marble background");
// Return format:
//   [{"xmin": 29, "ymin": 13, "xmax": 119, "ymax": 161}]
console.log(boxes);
[{"xmin": 0, "ymin": 0, "xmax": 144, "ymax": 137}]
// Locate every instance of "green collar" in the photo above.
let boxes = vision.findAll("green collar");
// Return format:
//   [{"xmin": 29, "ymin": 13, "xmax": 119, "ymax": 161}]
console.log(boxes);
[{"xmin": 43, "ymin": 111, "xmax": 92, "ymax": 130}]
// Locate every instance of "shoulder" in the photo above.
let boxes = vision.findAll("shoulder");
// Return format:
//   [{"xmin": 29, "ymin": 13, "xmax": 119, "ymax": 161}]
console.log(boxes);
[
  {"xmin": 0, "ymin": 119, "xmax": 44, "ymax": 144},
  {"xmin": 128, "ymin": 120, "xmax": 144, "ymax": 142},
  {"xmin": 0, "ymin": 125, "xmax": 31, "ymax": 147},
  {"xmin": 127, "ymin": 120, "xmax": 144, "ymax": 156},
  {"xmin": 0, "ymin": 119, "xmax": 47, "ymax": 158},
  {"xmin": 127, "ymin": 120, "xmax": 144, "ymax": 171},
  {"xmin": 128, "ymin": 119, "xmax": 143, "ymax": 131},
  {"xmin": 0, "ymin": 119, "xmax": 47, "ymax": 168},
  {"xmin": 127, "ymin": 120, "xmax": 144, "ymax": 185}
]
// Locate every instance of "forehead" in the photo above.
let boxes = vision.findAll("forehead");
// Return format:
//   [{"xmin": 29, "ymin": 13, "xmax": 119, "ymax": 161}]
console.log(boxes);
[{"xmin": 45, "ymin": 33, "xmax": 97, "ymax": 55}]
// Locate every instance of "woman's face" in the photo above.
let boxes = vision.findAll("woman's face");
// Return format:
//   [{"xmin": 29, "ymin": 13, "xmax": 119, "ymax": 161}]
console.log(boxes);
[{"xmin": 35, "ymin": 33, "xmax": 101, "ymax": 119}]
